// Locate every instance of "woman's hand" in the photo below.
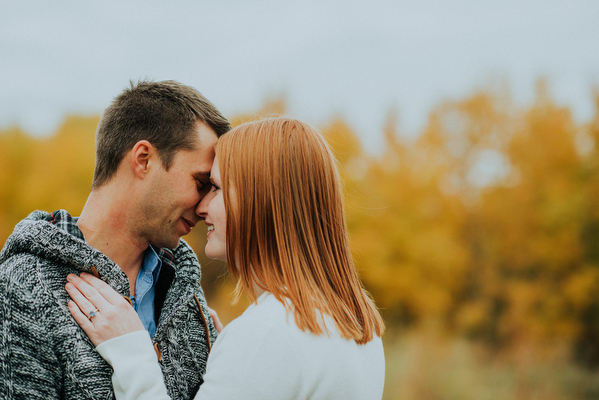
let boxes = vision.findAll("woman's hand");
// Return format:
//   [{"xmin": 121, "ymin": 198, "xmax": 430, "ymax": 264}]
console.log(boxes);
[{"xmin": 65, "ymin": 272, "xmax": 145, "ymax": 346}]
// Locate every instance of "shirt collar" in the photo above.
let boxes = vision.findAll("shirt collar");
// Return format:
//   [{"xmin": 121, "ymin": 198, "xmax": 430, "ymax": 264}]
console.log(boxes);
[
  {"xmin": 50, "ymin": 209, "xmax": 85, "ymax": 241},
  {"xmin": 142, "ymin": 245, "xmax": 163, "ymax": 280}
]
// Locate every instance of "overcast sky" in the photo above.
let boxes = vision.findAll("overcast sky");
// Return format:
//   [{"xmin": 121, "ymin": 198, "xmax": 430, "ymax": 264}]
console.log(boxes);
[{"xmin": 1, "ymin": 0, "xmax": 598, "ymax": 153}]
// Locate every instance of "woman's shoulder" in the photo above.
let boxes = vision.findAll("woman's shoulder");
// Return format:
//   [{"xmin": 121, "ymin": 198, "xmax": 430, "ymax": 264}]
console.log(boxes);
[
  {"xmin": 214, "ymin": 293, "xmax": 309, "ymax": 356},
  {"xmin": 223, "ymin": 293, "xmax": 289, "ymax": 335},
  {"xmin": 207, "ymin": 293, "xmax": 385, "ymax": 400}
]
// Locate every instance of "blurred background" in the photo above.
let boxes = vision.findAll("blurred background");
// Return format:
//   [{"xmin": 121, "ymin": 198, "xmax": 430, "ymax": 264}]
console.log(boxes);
[{"xmin": 2, "ymin": 1, "xmax": 599, "ymax": 399}]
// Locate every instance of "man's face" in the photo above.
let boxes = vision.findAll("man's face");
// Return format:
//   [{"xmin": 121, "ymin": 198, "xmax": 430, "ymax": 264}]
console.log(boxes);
[{"xmin": 139, "ymin": 121, "xmax": 218, "ymax": 249}]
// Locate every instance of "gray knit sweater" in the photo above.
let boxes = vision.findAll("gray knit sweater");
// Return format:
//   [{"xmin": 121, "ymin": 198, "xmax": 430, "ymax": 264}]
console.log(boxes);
[{"xmin": 0, "ymin": 210, "xmax": 218, "ymax": 399}]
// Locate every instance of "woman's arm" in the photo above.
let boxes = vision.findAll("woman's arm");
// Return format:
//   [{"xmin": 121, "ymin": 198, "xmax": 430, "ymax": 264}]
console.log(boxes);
[
  {"xmin": 65, "ymin": 273, "xmax": 171, "ymax": 400},
  {"xmin": 96, "ymin": 331, "xmax": 171, "ymax": 400}
]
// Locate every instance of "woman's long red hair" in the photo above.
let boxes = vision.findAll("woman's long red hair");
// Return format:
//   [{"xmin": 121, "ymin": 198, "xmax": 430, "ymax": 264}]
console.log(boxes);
[{"xmin": 217, "ymin": 118, "xmax": 384, "ymax": 344}]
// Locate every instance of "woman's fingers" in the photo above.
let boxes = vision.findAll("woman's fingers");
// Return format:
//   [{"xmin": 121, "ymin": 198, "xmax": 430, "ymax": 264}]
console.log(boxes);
[
  {"xmin": 67, "ymin": 299, "xmax": 93, "ymax": 328},
  {"xmin": 79, "ymin": 272, "xmax": 132, "ymax": 305},
  {"xmin": 66, "ymin": 298, "xmax": 106, "ymax": 346},
  {"xmin": 66, "ymin": 273, "xmax": 111, "ymax": 312},
  {"xmin": 65, "ymin": 272, "xmax": 145, "ymax": 346},
  {"xmin": 65, "ymin": 280, "xmax": 100, "ymax": 318}
]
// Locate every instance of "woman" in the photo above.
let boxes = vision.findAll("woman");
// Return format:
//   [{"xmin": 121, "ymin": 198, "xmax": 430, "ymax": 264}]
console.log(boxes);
[{"xmin": 65, "ymin": 117, "xmax": 386, "ymax": 399}]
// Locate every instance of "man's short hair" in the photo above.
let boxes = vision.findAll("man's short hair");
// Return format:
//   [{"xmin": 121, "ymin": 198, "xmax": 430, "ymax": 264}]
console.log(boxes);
[{"xmin": 92, "ymin": 80, "xmax": 231, "ymax": 189}]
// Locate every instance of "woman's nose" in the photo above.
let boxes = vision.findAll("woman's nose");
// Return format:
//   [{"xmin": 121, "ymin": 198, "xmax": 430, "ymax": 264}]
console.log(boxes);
[{"xmin": 196, "ymin": 192, "xmax": 211, "ymax": 217}]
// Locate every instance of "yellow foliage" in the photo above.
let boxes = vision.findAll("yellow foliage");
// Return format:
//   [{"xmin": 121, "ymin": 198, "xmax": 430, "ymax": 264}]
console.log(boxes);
[{"xmin": 2, "ymin": 88, "xmax": 599, "ymax": 366}]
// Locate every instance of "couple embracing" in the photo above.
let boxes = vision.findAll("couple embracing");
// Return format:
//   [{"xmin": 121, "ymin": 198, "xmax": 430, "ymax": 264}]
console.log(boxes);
[{"xmin": 0, "ymin": 80, "xmax": 385, "ymax": 400}]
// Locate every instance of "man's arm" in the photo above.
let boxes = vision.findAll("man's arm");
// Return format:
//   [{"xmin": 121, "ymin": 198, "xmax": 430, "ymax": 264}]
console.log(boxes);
[{"xmin": 0, "ymin": 258, "xmax": 62, "ymax": 399}]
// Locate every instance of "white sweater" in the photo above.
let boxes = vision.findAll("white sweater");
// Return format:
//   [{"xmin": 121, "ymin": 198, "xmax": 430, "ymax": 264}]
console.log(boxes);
[{"xmin": 97, "ymin": 292, "xmax": 385, "ymax": 400}]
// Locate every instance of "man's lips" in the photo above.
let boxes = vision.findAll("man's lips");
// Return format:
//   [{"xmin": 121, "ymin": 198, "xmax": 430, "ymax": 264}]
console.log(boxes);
[{"xmin": 181, "ymin": 218, "xmax": 196, "ymax": 233}]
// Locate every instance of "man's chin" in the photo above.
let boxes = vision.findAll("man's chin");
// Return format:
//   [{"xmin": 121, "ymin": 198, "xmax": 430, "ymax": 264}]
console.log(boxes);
[{"xmin": 151, "ymin": 236, "xmax": 181, "ymax": 250}]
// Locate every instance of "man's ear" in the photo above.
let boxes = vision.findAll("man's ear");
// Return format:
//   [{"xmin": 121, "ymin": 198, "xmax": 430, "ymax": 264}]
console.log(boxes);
[{"xmin": 130, "ymin": 140, "xmax": 154, "ymax": 178}]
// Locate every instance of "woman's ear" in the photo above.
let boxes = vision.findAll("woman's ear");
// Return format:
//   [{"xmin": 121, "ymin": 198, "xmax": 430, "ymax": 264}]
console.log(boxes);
[{"xmin": 130, "ymin": 140, "xmax": 154, "ymax": 178}]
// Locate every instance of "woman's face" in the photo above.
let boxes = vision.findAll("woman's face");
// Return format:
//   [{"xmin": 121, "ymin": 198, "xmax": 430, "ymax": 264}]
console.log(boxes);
[{"xmin": 197, "ymin": 157, "xmax": 227, "ymax": 262}]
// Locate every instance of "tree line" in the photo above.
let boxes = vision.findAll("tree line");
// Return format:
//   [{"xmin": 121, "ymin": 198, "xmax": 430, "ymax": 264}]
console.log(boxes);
[{"xmin": 1, "ymin": 83, "xmax": 598, "ymax": 367}]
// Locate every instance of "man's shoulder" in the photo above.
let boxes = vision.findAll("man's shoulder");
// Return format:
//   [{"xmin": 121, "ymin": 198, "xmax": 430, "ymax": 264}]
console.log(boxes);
[
  {"xmin": 0, "ymin": 253, "xmax": 56, "ymax": 316},
  {"xmin": 0, "ymin": 252, "xmax": 40, "ymax": 282},
  {"xmin": 1, "ymin": 210, "xmax": 69, "ymax": 256}
]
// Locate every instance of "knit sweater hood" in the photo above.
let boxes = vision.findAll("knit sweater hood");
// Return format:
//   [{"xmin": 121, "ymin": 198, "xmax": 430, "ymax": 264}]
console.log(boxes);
[
  {"xmin": 0, "ymin": 210, "xmax": 131, "ymax": 294},
  {"xmin": 0, "ymin": 210, "xmax": 217, "ymax": 400}
]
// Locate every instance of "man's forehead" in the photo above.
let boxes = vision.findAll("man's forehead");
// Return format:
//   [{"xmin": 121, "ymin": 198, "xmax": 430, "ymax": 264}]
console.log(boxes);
[{"xmin": 195, "ymin": 120, "xmax": 218, "ymax": 145}]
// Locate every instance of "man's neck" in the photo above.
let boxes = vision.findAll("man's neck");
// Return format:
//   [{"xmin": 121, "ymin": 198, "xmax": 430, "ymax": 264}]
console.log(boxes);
[{"xmin": 77, "ymin": 187, "xmax": 147, "ymax": 296}]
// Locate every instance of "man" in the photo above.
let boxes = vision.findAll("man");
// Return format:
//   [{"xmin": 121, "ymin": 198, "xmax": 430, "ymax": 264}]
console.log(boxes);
[{"xmin": 0, "ymin": 80, "xmax": 231, "ymax": 399}]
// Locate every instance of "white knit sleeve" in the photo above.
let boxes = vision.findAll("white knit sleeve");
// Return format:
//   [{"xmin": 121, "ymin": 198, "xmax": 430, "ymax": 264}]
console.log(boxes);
[{"xmin": 96, "ymin": 330, "xmax": 171, "ymax": 400}]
